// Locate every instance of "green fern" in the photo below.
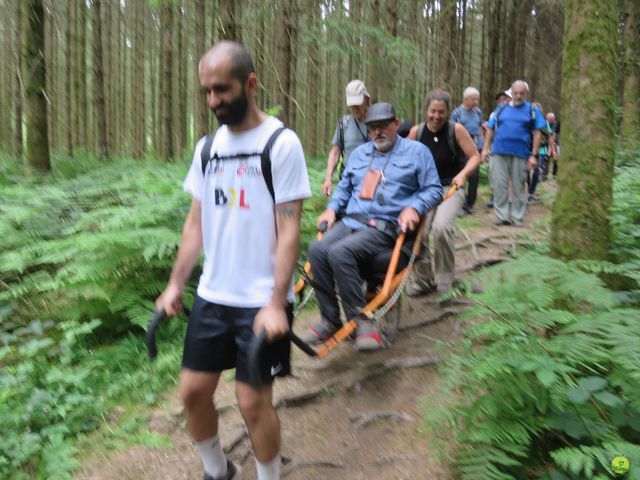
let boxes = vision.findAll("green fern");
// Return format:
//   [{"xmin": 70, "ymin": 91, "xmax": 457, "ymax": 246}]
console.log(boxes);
[{"xmin": 425, "ymin": 251, "xmax": 640, "ymax": 479}]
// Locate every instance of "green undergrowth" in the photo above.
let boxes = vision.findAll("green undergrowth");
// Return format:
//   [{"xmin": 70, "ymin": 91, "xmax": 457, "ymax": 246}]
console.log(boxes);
[
  {"xmin": 0, "ymin": 153, "xmax": 326, "ymax": 478},
  {"xmin": 425, "ymin": 151, "xmax": 640, "ymax": 479}
]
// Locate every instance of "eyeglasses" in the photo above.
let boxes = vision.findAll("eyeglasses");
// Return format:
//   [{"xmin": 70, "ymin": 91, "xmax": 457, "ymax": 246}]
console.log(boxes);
[{"xmin": 367, "ymin": 120, "xmax": 393, "ymax": 131}]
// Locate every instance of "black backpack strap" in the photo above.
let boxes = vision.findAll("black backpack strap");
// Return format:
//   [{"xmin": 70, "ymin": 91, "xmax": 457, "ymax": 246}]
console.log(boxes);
[
  {"xmin": 416, "ymin": 122, "xmax": 426, "ymax": 141},
  {"xmin": 261, "ymin": 127, "xmax": 287, "ymax": 203},
  {"xmin": 200, "ymin": 132, "xmax": 216, "ymax": 176},
  {"xmin": 338, "ymin": 115, "xmax": 349, "ymax": 155}
]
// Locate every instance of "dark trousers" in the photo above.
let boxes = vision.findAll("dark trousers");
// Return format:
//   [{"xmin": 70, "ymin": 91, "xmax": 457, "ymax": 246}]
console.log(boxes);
[
  {"xmin": 307, "ymin": 220, "xmax": 395, "ymax": 327},
  {"xmin": 464, "ymin": 168, "xmax": 480, "ymax": 210},
  {"xmin": 528, "ymin": 155, "xmax": 547, "ymax": 196}
]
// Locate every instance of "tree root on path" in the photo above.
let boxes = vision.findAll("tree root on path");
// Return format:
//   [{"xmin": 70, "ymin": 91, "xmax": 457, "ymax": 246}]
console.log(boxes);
[
  {"xmin": 345, "ymin": 356, "xmax": 440, "ymax": 393},
  {"xmin": 456, "ymin": 232, "xmax": 509, "ymax": 250},
  {"xmin": 349, "ymin": 410, "xmax": 413, "ymax": 428},
  {"xmin": 222, "ymin": 355, "xmax": 439, "ymax": 455},
  {"xmin": 281, "ymin": 459, "xmax": 345, "ymax": 477},
  {"xmin": 457, "ymin": 255, "xmax": 509, "ymax": 273},
  {"xmin": 400, "ymin": 307, "xmax": 463, "ymax": 331},
  {"xmin": 376, "ymin": 453, "xmax": 424, "ymax": 465}
]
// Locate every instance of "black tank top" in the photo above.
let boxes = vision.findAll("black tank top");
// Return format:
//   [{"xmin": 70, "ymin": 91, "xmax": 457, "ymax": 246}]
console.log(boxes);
[{"xmin": 418, "ymin": 122, "xmax": 461, "ymax": 186}]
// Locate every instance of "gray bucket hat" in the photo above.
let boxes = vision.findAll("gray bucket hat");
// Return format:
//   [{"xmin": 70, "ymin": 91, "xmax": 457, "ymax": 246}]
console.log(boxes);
[{"xmin": 365, "ymin": 102, "xmax": 396, "ymax": 124}]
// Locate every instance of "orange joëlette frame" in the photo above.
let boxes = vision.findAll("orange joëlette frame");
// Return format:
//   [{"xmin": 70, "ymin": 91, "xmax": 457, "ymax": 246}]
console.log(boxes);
[{"xmin": 295, "ymin": 184, "xmax": 457, "ymax": 358}]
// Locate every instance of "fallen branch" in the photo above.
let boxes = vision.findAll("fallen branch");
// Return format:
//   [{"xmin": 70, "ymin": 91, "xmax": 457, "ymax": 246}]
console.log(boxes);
[{"xmin": 349, "ymin": 410, "xmax": 413, "ymax": 428}]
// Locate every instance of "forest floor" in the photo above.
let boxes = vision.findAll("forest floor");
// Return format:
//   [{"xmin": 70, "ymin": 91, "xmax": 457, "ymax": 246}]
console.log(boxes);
[{"xmin": 77, "ymin": 181, "xmax": 555, "ymax": 480}]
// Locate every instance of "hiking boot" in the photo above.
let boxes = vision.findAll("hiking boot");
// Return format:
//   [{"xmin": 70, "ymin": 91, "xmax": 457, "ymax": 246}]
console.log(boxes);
[
  {"xmin": 355, "ymin": 319, "xmax": 384, "ymax": 352},
  {"xmin": 204, "ymin": 459, "xmax": 242, "ymax": 480},
  {"xmin": 301, "ymin": 320, "xmax": 339, "ymax": 345},
  {"xmin": 492, "ymin": 218, "xmax": 511, "ymax": 226},
  {"xmin": 405, "ymin": 281, "xmax": 437, "ymax": 298},
  {"xmin": 527, "ymin": 195, "xmax": 540, "ymax": 205},
  {"xmin": 486, "ymin": 199, "xmax": 495, "ymax": 208}
]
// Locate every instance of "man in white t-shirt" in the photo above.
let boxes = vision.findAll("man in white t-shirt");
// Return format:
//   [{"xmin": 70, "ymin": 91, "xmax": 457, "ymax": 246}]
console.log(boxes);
[{"xmin": 156, "ymin": 41, "xmax": 311, "ymax": 480}]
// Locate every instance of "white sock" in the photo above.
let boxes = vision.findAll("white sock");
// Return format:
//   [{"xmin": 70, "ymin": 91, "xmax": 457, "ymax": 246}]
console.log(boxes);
[
  {"xmin": 195, "ymin": 434, "xmax": 227, "ymax": 478},
  {"xmin": 256, "ymin": 454, "xmax": 281, "ymax": 480}
]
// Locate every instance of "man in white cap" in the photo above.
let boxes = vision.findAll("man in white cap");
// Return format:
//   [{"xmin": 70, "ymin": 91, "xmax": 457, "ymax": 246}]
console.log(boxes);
[{"xmin": 322, "ymin": 79, "xmax": 371, "ymax": 196}]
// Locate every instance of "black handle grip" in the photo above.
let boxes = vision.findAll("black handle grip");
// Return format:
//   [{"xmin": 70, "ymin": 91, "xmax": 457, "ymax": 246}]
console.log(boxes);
[
  {"xmin": 146, "ymin": 309, "xmax": 166, "ymax": 361},
  {"xmin": 288, "ymin": 330, "xmax": 318, "ymax": 357},
  {"xmin": 247, "ymin": 328, "xmax": 319, "ymax": 388},
  {"xmin": 317, "ymin": 222, "xmax": 328, "ymax": 233},
  {"xmin": 248, "ymin": 329, "xmax": 270, "ymax": 388}
]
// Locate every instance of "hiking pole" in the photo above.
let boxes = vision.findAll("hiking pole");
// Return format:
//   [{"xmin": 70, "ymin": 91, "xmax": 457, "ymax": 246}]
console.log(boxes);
[{"xmin": 146, "ymin": 304, "xmax": 190, "ymax": 361}]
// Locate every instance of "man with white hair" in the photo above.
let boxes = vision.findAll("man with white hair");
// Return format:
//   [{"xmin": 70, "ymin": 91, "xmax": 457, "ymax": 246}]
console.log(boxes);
[
  {"xmin": 451, "ymin": 86, "xmax": 484, "ymax": 215},
  {"xmin": 481, "ymin": 80, "xmax": 545, "ymax": 226},
  {"xmin": 322, "ymin": 80, "xmax": 371, "ymax": 196}
]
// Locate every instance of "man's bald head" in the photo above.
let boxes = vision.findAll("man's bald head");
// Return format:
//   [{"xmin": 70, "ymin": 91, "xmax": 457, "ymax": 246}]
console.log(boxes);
[{"xmin": 199, "ymin": 41, "xmax": 255, "ymax": 83}]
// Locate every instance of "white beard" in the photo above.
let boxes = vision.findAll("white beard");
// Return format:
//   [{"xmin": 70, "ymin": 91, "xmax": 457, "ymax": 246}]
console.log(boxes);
[{"xmin": 373, "ymin": 139, "xmax": 393, "ymax": 152}]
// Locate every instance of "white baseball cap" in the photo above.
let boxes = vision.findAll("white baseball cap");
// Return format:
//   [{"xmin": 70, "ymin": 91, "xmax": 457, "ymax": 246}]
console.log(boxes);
[{"xmin": 345, "ymin": 80, "xmax": 370, "ymax": 107}]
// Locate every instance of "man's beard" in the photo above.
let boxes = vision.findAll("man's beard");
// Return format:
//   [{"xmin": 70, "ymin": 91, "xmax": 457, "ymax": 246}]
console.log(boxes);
[
  {"xmin": 373, "ymin": 136, "xmax": 393, "ymax": 152},
  {"xmin": 213, "ymin": 90, "xmax": 249, "ymax": 126}
]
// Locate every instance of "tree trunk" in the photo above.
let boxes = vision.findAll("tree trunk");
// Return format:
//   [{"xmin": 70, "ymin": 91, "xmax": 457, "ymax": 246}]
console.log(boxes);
[
  {"xmin": 160, "ymin": 1, "xmax": 174, "ymax": 160},
  {"xmin": 437, "ymin": 0, "xmax": 456, "ymax": 91},
  {"xmin": 550, "ymin": 0, "xmax": 619, "ymax": 260},
  {"xmin": 217, "ymin": 0, "xmax": 237, "ymax": 41},
  {"xmin": 77, "ymin": 0, "xmax": 87, "ymax": 151},
  {"xmin": 275, "ymin": 0, "xmax": 297, "ymax": 126},
  {"xmin": 92, "ymin": 0, "xmax": 109, "ymax": 158},
  {"xmin": 24, "ymin": 0, "xmax": 51, "ymax": 171},
  {"xmin": 621, "ymin": 0, "xmax": 639, "ymax": 144},
  {"xmin": 194, "ymin": 0, "xmax": 209, "ymax": 139},
  {"xmin": 15, "ymin": 0, "xmax": 24, "ymax": 156},
  {"xmin": 68, "ymin": 0, "xmax": 78, "ymax": 152},
  {"xmin": 366, "ymin": 0, "xmax": 381, "ymax": 101},
  {"xmin": 131, "ymin": 0, "xmax": 145, "ymax": 157}
]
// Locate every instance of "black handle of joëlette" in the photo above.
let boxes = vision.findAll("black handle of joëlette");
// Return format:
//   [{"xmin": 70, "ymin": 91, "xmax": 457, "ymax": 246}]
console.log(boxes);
[
  {"xmin": 146, "ymin": 305, "xmax": 190, "ymax": 361},
  {"xmin": 248, "ymin": 329, "xmax": 317, "ymax": 388}
]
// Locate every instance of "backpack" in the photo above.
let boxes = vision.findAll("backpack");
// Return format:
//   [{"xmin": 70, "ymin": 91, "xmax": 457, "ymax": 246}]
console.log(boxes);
[
  {"xmin": 200, "ymin": 127, "xmax": 287, "ymax": 203},
  {"xmin": 539, "ymin": 122, "xmax": 551, "ymax": 147},
  {"xmin": 416, "ymin": 120, "xmax": 466, "ymax": 169},
  {"xmin": 493, "ymin": 101, "xmax": 535, "ymax": 132}
]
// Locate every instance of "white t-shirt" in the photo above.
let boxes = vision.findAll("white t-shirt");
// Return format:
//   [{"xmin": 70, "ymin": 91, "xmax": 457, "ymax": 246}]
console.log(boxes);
[{"xmin": 183, "ymin": 117, "xmax": 312, "ymax": 307}]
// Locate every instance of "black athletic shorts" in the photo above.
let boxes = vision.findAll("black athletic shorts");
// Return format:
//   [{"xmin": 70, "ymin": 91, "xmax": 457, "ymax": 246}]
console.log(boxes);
[{"xmin": 182, "ymin": 295, "xmax": 293, "ymax": 386}]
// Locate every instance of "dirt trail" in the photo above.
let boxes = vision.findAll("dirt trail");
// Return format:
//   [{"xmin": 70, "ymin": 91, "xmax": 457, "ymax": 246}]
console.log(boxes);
[{"xmin": 78, "ymin": 187, "xmax": 552, "ymax": 480}]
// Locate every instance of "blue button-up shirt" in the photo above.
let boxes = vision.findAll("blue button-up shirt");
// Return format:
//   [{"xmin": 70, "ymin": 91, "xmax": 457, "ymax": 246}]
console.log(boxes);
[{"xmin": 328, "ymin": 135, "xmax": 443, "ymax": 230}]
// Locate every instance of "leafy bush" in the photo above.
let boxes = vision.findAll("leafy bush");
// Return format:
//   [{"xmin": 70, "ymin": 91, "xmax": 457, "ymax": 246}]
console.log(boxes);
[
  {"xmin": 425, "ymin": 147, "xmax": 640, "ymax": 480},
  {"xmin": 426, "ymin": 254, "xmax": 640, "ymax": 480},
  {"xmin": 0, "ymin": 153, "xmax": 327, "ymax": 477}
]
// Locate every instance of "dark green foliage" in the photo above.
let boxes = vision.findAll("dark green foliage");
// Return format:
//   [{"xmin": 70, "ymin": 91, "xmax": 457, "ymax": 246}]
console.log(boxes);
[
  {"xmin": 0, "ymin": 153, "xmax": 326, "ymax": 477},
  {"xmin": 425, "ymin": 253, "xmax": 640, "ymax": 480},
  {"xmin": 426, "ymin": 148, "xmax": 640, "ymax": 480}
]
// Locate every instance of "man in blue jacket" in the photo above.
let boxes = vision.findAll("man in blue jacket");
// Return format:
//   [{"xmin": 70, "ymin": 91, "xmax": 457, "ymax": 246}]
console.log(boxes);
[
  {"xmin": 305, "ymin": 102, "xmax": 443, "ymax": 351},
  {"xmin": 481, "ymin": 80, "xmax": 545, "ymax": 226}
]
